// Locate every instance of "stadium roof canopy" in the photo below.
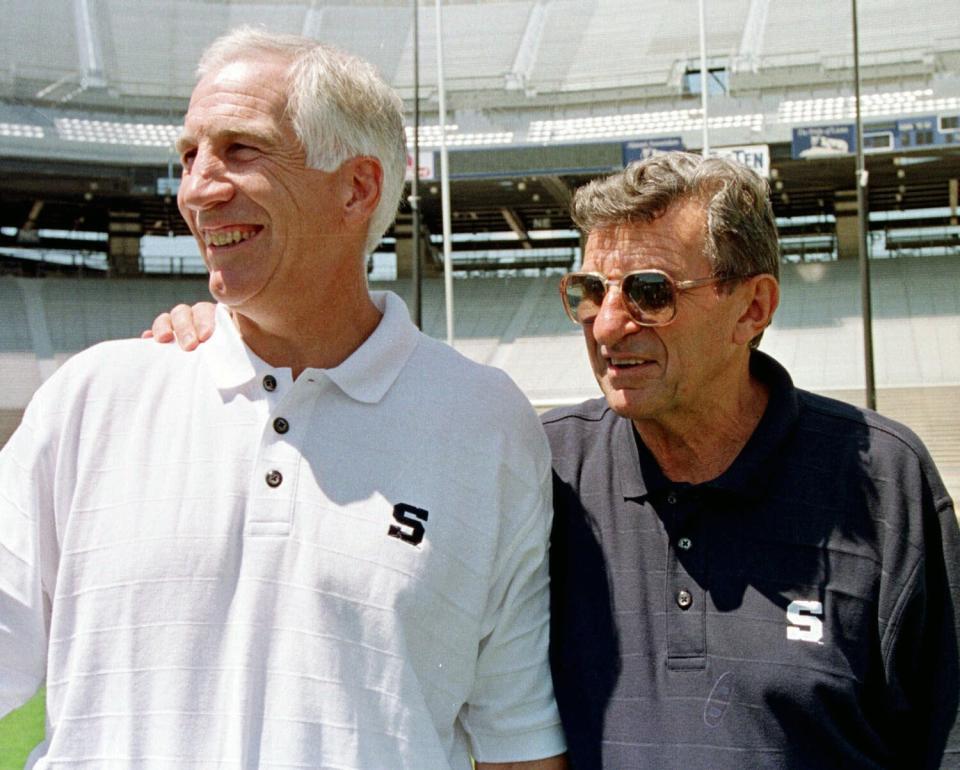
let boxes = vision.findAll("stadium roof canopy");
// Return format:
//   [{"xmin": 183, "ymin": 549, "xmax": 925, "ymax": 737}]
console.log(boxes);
[{"xmin": 1, "ymin": 0, "xmax": 959, "ymax": 268}]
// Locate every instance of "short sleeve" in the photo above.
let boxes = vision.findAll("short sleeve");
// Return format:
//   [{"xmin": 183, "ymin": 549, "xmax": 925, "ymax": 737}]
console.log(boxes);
[
  {"xmin": 459, "ymin": 447, "xmax": 566, "ymax": 763},
  {"xmin": 0, "ymin": 393, "xmax": 59, "ymax": 718},
  {"xmin": 882, "ymin": 458, "xmax": 960, "ymax": 768}
]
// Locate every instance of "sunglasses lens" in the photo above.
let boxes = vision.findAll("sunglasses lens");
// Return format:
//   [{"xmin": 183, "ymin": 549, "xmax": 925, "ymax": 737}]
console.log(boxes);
[
  {"xmin": 622, "ymin": 272, "xmax": 676, "ymax": 324},
  {"xmin": 563, "ymin": 274, "xmax": 605, "ymax": 323}
]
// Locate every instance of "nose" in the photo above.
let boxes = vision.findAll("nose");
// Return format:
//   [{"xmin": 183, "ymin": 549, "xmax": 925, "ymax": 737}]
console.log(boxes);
[
  {"xmin": 590, "ymin": 285, "xmax": 640, "ymax": 348},
  {"xmin": 178, "ymin": 148, "xmax": 234, "ymax": 212}
]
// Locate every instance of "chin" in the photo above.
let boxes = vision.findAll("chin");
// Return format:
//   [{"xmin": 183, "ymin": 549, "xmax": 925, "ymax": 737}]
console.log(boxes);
[
  {"xmin": 208, "ymin": 274, "xmax": 255, "ymax": 308},
  {"xmin": 599, "ymin": 383, "xmax": 657, "ymax": 422},
  {"xmin": 599, "ymin": 383, "xmax": 634, "ymax": 415}
]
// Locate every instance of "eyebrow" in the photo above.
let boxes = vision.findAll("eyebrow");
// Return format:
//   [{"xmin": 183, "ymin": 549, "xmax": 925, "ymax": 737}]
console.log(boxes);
[
  {"xmin": 174, "ymin": 134, "xmax": 194, "ymax": 156},
  {"xmin": 175, "ymin": 127, "xmax": 282, "ymax": 156}
]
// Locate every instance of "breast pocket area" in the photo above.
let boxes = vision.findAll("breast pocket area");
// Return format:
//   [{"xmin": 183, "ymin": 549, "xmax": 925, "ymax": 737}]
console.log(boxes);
[{"xmin": 298, "ymin": 494, "xmax": 438, "ymax": 597}]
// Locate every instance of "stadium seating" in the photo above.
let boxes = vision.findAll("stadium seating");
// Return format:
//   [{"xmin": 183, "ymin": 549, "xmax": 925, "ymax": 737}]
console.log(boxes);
[{"xmin": 3, "ymin": 253, "xmax": 958, "ymax": 408}]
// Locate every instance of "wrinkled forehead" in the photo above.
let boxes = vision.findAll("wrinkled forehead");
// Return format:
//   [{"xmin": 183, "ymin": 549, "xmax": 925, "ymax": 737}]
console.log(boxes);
[
  {"xmin": 181, "ymin": 56, "xmax": 296, "ymax": 146},
  {"xmin": 187, "ymin": 56, "xmax": 291, "ymax": 121},
  {"xmin": 581, "ymin": 202, "xmax": 708, "ymax": 276},
  {"xmin": 581, "ymin": 224, "xmax": 679, "ymax": 275}
]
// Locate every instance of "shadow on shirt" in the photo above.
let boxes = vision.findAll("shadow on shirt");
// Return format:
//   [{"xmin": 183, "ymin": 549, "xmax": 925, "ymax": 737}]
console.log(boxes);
[{"xmin": 547, "ymin": 398, "xmax": 960, "ymax": 769}]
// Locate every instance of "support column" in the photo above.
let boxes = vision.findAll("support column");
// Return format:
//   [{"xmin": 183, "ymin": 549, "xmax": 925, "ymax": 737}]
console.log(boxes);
[
  {"xmin": 17, "ymin": 278, "xmax": 58, "ymax": 382},
  {"xmin": 393, "ymin": 213, "xmax": 437, "ymax": 279},
  {"xmin": 107, "ymin": 211, "xmax": 142, "ymax": 276},
  {"xmin": 950, "ymin": 178, "xmax": 958, "ymax": 227},
  {"xmin": 833, "ymin": 191, "xmax": 861, "ymax": 260}
]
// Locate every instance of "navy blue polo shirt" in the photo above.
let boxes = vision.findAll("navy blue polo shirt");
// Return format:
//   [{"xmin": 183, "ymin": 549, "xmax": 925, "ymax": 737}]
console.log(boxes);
[{"xmin": 544, "ymin": 352, "xmax": 960, "ymax": 769}]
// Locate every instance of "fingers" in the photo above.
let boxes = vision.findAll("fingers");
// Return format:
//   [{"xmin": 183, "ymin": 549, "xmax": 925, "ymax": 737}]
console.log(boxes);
[
  {"xmin": 191, "ymin": 302, "xmax": 217, "ymax": 343},
  {"xmin": 169, "ymin": 304, "xmax": 201, "ymax": 350},
  {"xmin": 148, "ymin": 312, "xmax": 176, "ymax": 344},
  {"xmin": 144, "ymin": 302, "xmax": 217, "ymax": 349}
]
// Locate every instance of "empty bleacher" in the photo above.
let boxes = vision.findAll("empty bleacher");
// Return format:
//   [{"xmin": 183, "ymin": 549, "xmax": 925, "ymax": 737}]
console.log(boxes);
[
  {"xmin": 101, "ymin": 0, "xmax": 227, "ymax": 100},
  {"xmin": 1, "ymin": 0, "xmax": 958, "ymax": 161},
  {"xmin": 524, "ymin": 0, "xmax": 595, "ymax": 92},
  {"xmin": 2, "ymin": 0, "xmax": 79, "ymax": 86},
  {"xmin": 306, "ymin": 4, "xmax": 411, "ymax": 84},
  {"xmin": 394, "ymin": 2, "xmax": 534, "ymax": 91},
  {"xmin": 2, "ymin": 255, "xmax": 959, "ymax": 501},
  {"xmin": 761, "ymin": 0, "xmax": 960, "ymax": 69},
  {"xmin": 6, "ymin": 0, "xmax": 957, "ymax": 111},
  {"xmin": 3, "ymin": 253, "xmax": 958, "ymax": 405}
]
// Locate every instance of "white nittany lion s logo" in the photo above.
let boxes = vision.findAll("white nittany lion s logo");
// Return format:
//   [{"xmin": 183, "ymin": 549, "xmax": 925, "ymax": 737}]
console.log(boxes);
[{"xmin": 786, "ymin": 600, "xmax": 824, "ymax": 644}]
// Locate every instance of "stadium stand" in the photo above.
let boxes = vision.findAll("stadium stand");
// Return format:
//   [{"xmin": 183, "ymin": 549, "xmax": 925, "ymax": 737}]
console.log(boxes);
[
  {"xmin": 1, "ymin": 0, "xmax": 959, "ymax": 503},
  {"xmin": 396, "ymin": 2, "xmax": 534, "ymax": 90},
  {"xmin": 763, "ymin": 0, "xmax": 960, "ymax": 66},
  {"xmin": 2, "ymin": 256, "xmax": 959, "ymax": 501},
  {"xmin": 1, "ymin": 0, "xmax": 79, "ymax": 85},
  {"xmin": 2, "ymin": 253, "xmax": 958, "ymax": 400},
  {"xmin": 306, "ymin": 4, "xmax": 411, "ymax": 84},
  {"xmin": 563, "ymin": 0, "xmax": 747, "ymax": 91}
]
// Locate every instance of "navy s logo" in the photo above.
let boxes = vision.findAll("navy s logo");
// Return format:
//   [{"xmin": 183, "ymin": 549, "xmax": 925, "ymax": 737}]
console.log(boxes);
[{"xmin": 387, "ymin": 503, "xmax": 429, "ymax": 546}]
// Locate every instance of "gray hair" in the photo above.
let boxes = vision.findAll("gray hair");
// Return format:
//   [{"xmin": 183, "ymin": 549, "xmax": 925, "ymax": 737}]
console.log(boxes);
[
  {"xmin": 197, "ymin": 27, "xmax": 407, "ymax": 256},
  {"xmin": 572, "ymin": 152, "xmax": 780, "ymax": 282},
  {"xmin": 571, "ymin": 152, "xmax": 780, "ymax": 347}
]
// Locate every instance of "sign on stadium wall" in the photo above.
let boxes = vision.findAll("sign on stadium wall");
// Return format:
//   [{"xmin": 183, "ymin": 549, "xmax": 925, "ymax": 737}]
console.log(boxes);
[
  {"xmin": 792, "ymin": 125, "xmax": 856, "ymax": 158},
  {"xmin": 793, "ymin": 116, "xmax": 959, "ymax": 159},
  {"xmin": 622, "ymin": 137, "xmax": 685, "ymax": 165},
  {"xmin": 709, "ymin": 144, "xmax": 770, "ymax": 178},
  {"xmin": 866, "ymin": 115, "xmax": 959, "ymax": 152},
  {"xmin": 405, "ymin": 151, "xmax": 436, "ymax": 182}
]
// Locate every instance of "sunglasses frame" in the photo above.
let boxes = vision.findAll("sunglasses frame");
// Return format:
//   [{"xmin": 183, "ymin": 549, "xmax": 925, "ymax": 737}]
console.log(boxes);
[{"xmin": 560, "ymin": 269, "xmax": 736, "ymax": 327}]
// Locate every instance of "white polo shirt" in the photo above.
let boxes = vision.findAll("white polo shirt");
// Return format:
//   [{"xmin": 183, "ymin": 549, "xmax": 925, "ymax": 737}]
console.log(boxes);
[{"xmin": 0, "ymin": 291, "xmax": 564, "ymax": 769}]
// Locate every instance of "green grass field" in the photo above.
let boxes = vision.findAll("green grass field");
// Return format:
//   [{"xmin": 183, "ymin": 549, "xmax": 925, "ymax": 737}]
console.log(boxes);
[{"xmin": 0, "ymin": 691, "xmax": 44, "ymax": 770}]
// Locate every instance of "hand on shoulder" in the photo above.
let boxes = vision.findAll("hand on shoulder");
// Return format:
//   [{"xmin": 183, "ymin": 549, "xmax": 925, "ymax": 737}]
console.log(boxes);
[{"xmin": 142, "ymin": 301, "xmax": 217, "ymax": 350}]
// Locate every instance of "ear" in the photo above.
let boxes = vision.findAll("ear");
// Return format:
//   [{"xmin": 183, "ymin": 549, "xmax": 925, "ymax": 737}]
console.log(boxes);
[
  {"xmin": 341, "ymin": 156, "xmax": 383, "ymax": 226},
  {"xmin": 732, "ymin": 274, "xmax": 779, "ymax": 346}
]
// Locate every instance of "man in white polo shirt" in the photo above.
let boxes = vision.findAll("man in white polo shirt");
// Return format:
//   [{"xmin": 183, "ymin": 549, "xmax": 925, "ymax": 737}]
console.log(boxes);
[{"xmin": 0, "ymin": 28, "xmax": 566, "ymax": 769}]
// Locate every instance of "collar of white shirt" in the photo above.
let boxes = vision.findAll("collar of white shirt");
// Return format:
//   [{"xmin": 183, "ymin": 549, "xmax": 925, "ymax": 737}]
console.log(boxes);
[{"xmin": 200, "ymin": 290, "xmax": 420, "ymax": 404}]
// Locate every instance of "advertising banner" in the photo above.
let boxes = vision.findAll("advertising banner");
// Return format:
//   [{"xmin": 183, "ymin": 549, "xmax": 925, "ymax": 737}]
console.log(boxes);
[
  {"xmin": 709, "ymin": 144, "xmax": 770, "ymax": 177},
  {"xmin": 791, "ymin": 125, "xmax": 855, "ymax": 159},
  {"xmin": 623, "ymin": 137, "xmax": 685, "ymax": 165}
]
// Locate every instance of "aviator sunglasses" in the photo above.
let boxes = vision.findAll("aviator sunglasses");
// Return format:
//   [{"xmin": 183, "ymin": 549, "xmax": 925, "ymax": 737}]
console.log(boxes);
[{"xmin": 560, "ymin": 269, "xmax": 741, "ymax": 327}]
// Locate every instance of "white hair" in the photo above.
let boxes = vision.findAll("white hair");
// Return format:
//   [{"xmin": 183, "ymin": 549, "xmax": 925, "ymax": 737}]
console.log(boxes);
[{"xmin": 197, "ymin": 26, "xmax": 407, "ymax": 256}]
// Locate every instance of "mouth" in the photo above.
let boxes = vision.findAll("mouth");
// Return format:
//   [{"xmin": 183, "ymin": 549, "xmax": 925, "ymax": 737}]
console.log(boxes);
[
  {"xmin": 605, "ymin": 356, "xmax": 654, "ymax": 371},
  {"xmin": 601, "ymin": 355, "xmax": 662, "ymax": 383},
  {"xmin": 201, "ymin": 226, "xmax": 263, "ymax": 249}
]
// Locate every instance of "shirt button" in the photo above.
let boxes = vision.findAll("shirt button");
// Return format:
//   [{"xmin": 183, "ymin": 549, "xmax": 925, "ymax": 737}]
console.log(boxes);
[
  {"xmin": 262, "ymin": 374, "xmax": 277, "ymax": 392},
  {"xmin": 676, "ymin": 589, "xmax": 693, "ymax": 610},
  {"xmin": 667, "ymin": 492, "xmax": 677, "ymax": 505},
  {"xmin": 678, "ymin": 537, "xmax": 693, "ymax": 551},
  {"xmin": 265, "ymin": 470, "xmax": 283, "ymax": 487},
  {"xmin": 273, "ymin": 417, "xmax": 290, "ymax": 434}
]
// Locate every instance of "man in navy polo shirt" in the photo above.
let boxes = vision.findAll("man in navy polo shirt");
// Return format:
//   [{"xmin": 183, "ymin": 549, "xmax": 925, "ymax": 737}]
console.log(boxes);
[{"xmin": 545, "ymin": 151, "xmax": 960, "ymax": 768}]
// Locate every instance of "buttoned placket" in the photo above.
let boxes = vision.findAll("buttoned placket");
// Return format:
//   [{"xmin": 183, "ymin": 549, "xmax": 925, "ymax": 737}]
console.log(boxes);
[
  {"xmin": 245, "ymin": 371, "xmax": 322, "ymax": 537},
  {"xmin": 664, "ymin": 488, "xmax": 707, "ymax": 670}
]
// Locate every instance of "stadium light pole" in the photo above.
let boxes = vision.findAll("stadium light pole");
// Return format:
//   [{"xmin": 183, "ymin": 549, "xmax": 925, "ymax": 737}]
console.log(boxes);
[
  {"xmin": 698, "ymin": 0, "xmax": 710, "ymax": 155},
  {"xmin": 852, "ymin": 0, "xmax": 877, "ymax": 410},
  {"xmin": 435, "ymin": 0, "xmax": 455, "ymax": 346},
  {"xmin": 410, "ymin": 0, "xmax": 422, "ymax": 330}
]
